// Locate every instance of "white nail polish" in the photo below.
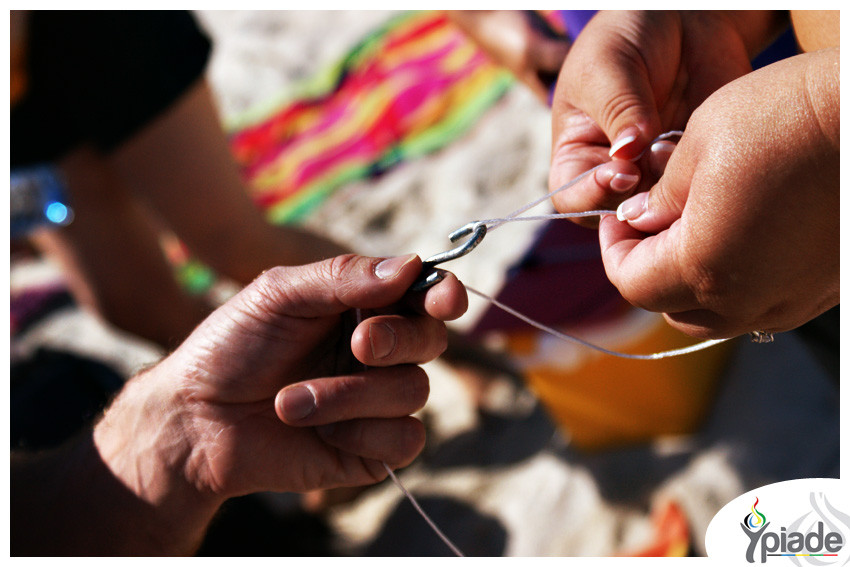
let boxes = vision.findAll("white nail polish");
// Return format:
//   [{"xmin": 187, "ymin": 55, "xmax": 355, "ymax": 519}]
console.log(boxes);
[
  {"xmin": 609, "ymin": 134, "xmax": 637, "ymax": 157},
  {"xmin": 651, "ymin": 140, "xmax": 675, "ymax": 154},
  {"xmin": 617, "ymin": 192, "xmax": 647, "ymax": 222},
  {"xmin": 610, "ymin": 172, "xmax": 640, "ymax": 193}
]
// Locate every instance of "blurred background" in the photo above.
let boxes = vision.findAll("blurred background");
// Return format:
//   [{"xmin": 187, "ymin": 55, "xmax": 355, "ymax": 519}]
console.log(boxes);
[{"xmin": 10, "ymin": 10, "xmax": 839, "ymax": 557}]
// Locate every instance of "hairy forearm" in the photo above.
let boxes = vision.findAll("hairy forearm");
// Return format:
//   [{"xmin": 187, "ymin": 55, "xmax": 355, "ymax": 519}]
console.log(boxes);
[
  {"xmin": 12, "ymin": 432, "xmax": 184, "ymax": 555},
  {"xmin": 12, "ymin": 369, "xmax": 222, "ymax": 556}
]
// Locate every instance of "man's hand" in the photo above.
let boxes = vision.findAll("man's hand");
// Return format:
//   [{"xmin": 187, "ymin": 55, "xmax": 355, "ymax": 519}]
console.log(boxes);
[{"xmin": 87, "ymin": 253, "xmax": 466, "ymax": 553}]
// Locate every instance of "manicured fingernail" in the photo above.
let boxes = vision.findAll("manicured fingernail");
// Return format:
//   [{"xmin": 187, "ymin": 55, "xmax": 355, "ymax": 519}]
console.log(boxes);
[
  {"xmin": 617, "ymin": 192, "xmax": 648, "ymax": 222},
  {"xmin": 651, "ymin": 140, "xmax": 676, "ymax": 155},
  {"xmin": 369, "ymin": 322, "xmax": 396, "ymax": 360},
  {"xmin": 610, "ymin": 173, "xmax": 640, "ymax": 193},
  {"xmin": 280, "ymin": 385, "xmax": 316, "ymax": 421},
  {"xmin": 609, "ymin": 127, "xmax": 640, "ymax": 158},
  {"xmin": 375, "ymin": 254, "xmax": 417, "ymax": 280},
  {"xmin": 650, "ymin": 140, "xmax": 677, "ymax": 177}
]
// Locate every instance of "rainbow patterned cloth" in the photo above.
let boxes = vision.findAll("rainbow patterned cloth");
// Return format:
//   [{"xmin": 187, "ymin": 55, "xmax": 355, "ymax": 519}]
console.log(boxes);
[
  {"xmin": 229, "ymin": 10, "xmax": 513, "ymax": 225},
  {"xmin": 176, "ymin": 11, "xmax": 512, "ymax": 291}
]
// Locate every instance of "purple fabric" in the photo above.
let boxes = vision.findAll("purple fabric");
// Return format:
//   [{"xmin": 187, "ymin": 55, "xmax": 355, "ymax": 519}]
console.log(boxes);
[
  {"xmin": 546, "ymin": 10, "xmax": 596, "ymax": 105},
  {"xmin": 11, "ymin": 283, "xmax": 74, "ymax": 336},
  {"xmin": 557, "ymin": 10, "xmax": 597, "ymax": 40},
  {"xmin": 470, "ymin": 219, "xmax": 624, "ymax": 336}
]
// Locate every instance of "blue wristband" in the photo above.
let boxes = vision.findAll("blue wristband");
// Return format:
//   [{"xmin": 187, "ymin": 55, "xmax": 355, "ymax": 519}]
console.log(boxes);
[{"xmin": 10, "ymin": 164, "xmax": 74, "ymax": 238}]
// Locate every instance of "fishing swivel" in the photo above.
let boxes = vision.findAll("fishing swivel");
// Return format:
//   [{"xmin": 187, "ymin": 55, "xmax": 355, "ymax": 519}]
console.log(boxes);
[{"xmin": 410, "ymin": 221, "xmax": 487, "ymax": 291}]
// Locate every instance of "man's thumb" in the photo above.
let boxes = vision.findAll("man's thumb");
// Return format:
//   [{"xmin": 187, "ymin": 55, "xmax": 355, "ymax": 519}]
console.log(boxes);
[{"xmin": 244, "ymin": 254, "xmax": 422, "ymax": 320}]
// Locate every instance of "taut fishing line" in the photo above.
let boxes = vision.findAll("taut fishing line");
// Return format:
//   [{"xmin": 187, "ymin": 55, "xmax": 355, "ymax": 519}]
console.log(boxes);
[
  {"xmin": 354, "ymin": 131, "xmax": 735, "ymax": 556},
  {"xmin": 448, "ymin": 129, "xmax": 729, "ymax": 361},
  {"xmin": 352, "ymin": 308, "xmax": 467, "ymax": 557}
]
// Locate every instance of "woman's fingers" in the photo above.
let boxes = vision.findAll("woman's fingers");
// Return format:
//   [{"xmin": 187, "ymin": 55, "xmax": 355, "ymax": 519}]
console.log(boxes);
[{"xmin": 550, "ymin": 155, "xmax": 643, "ymax": 227}]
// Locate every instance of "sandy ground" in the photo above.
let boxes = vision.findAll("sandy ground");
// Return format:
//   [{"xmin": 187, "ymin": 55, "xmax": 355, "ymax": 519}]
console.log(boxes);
[
  {"xmin": 197, "ymin": 10, "xmax": 553, "ymax": 329},
  {"xmin": 11, "ymin": 11, "xmax": 840, "ymax": 557}
]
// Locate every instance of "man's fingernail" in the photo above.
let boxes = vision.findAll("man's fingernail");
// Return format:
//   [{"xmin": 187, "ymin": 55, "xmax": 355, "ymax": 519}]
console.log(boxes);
[
  {"xmin": 609, "ymin": 127, "xmax": 640, "ymax": 158},
  {"xmin": 617, "ymin": 192, "xmax": 648, "ymax": 222},
  {"xmin": 375, "ymin": 254, "xmax": 417, "ymax": 280},
  {"xmin": 369, "ymin": 322, "xmax": 396, "ymax": 360},
  {"xmin": 610, "ymin": 173, "xmax": 640, "ymax": 193},
  {"xmin": 280, "ymin": 385, "xmax": 316, "ymax": 421}
]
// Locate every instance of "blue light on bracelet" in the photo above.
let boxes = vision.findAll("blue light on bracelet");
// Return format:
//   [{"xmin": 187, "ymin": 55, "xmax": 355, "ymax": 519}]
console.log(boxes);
[{"xmin": 45, "ymin": 201, "xmax": 73, "ymax": 226}]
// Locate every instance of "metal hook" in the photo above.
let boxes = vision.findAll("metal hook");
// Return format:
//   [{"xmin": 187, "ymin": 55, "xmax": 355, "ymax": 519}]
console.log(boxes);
[{"xmin": 410, "ymin": 221, "xmax": 487, "ymax": 291}]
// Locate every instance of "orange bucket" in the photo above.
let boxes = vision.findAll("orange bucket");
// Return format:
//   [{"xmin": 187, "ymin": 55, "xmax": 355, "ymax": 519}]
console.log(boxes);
[{"xmin": 503, "ymin": 306, "xmax": 734, "ymax": 450}]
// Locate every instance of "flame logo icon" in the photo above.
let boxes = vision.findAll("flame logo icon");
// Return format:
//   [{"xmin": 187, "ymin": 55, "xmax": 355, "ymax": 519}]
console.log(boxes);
[{"xmin": 745, "ymin": 497, "xmax": 767, "ymax": 531}]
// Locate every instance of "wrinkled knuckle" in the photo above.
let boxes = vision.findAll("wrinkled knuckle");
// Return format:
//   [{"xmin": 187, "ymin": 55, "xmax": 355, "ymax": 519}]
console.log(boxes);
[
  {"xmin": 649, "ymin": 179, "xmax": 685, "ymax": 216},
  {"xmin": 587, "ymin": 43, "xmax": 647, "ymax": 128},
  {"xmin": 252, "ymin": 266, "xmax": 289, "ymax": 296},
  {"xmin": 327, "ymin": 254, "xmax": 359, "ymax": 281},
  {"xmin": 680, "ymin": 255, "xmax": 729, "ymax": 311},
  {"xmin": 598, "ymin": 90, "xmax": 644, "ymax": 134},
  {"xmin": 244, "ymin": 266, "xmax": 293, "ymax": 311},
  {"xmin": 325, "ymin": 254, "xmax": 363, "ymax": 304},
  {"xmin": 617, "ymin": 282, "xmax": 656, "ymax": 313},
  {"xmin": 326, "ymin": 376, "xmax": 359, "ymax": 409}
]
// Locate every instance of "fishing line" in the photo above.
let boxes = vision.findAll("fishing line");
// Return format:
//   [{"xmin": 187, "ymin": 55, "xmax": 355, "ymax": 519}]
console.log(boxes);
[
  {"xmin": 486, "ymin": 130, "xmax": 683, "ymax": 232},
  {"xmin": 353, "ymin": 130, "xmax": 713, "ymax": 556},
  {"xmin": 478, "ymin": 210, "xmax": 617, "ymax": 228},
  {"xmin": 382, "ymin": 462, "xmax": 466, "ymax": 557},
  {"xmin": 353, "ymin": 308, "xmax": 466, "ymax": 557},
  {"xmin": 447, "ymin": 130, "xmax": 730, "ymax": 358},
  {"xmin": 465, "ymin": 286, "xmax": 729, "ymax": 359}
]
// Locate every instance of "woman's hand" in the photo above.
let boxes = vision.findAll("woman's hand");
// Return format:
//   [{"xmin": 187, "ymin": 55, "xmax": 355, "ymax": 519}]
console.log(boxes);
[
  {"xmin": 549, "ymin": 11, "xmax": 784, "ymax": 224},
  {"xmin": 599, "ymin": 49, "xmax": 839, "ymax": 338}
]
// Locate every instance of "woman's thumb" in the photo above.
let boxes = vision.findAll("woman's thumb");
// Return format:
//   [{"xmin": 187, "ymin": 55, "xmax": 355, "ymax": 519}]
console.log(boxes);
[{"xmin": 615, "ymin": 171, "xmax": 687, "ymax": 234}]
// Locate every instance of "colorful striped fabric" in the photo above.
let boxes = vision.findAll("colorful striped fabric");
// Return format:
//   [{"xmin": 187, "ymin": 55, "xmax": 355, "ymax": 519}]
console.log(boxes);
[{"xmin": 228, "ymin": 10, "xmax": 514, "ymax": 224}]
